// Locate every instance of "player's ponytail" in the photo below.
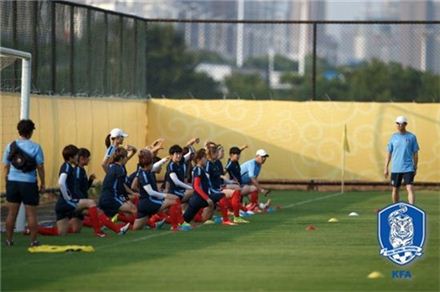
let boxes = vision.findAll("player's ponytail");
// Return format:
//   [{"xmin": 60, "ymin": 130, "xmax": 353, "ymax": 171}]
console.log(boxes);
[{"xmin": 105, "ymin": 134, "xmax": 111, "ymax": 148}]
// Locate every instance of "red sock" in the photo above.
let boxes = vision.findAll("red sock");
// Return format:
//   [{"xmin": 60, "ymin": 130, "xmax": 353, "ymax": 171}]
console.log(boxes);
[
  {"xmin": 249, "ymin": 191, "xmax": 259, "ymax": 204},
  {"xmin": 231, "ymin": 190, "xmax": 242, "ymax": 217},
  {"xmin": 38, "ymin": 226, "xmax": 59, "ymax": 236},
  {"xmin": 98, "ymin": 213, "xmax": 121, "ymax": 233},
  {"xmin": 82, "ymin": 215, "xmax": 93, "ymax": 227},
  {"xmin": 218, "ymin": 197, "xmax": 230, "ymax": 222},
  {"xmin": 168, "ymin": 199, "xmax": 183, "ymax": 228},
  {"xmin": 88, "ymin": 206, "xmax": 103, "ymax": 235},
  {"xmin": 194, "ymin": 208, "xmax": 204, "ymax": 222},
  {"xmin": 117, "ymin": 212, "xmax": 135, "ymax": 224}
]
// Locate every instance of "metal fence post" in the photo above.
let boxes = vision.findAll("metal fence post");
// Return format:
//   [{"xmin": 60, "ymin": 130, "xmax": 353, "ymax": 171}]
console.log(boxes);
[
  {"xmin": 312, "ymin": 22, "xmax": 317, "ymax": 101},
  {"xmin": 86, "ymin": 8, "xmax": 91, "ymax": 96},
  {"xmin": 51, "ymin": 1, "xmax": 56, "ymax": 93},
  {"xmin": 70, "ymin": 5, "xmax": 75, "ymax": 95},
  {"xmin": 103, "ymin": 12, "xmax": 108, "ymax": 95},
  {"xmin": 32, "ymin": 1, "xmax": 39, "ymax": 91},
  {"xmin": 12, "ymin": 1, "xmax": 18, "ymax": 90}
]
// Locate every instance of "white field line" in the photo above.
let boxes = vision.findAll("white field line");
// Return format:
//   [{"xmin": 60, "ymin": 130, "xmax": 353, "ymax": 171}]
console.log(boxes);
[{"xmin": 97, "ymin": 191, "xmax": 344, "ymax": 250}]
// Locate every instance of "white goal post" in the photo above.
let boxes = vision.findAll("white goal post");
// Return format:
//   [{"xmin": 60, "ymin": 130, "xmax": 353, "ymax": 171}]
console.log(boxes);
[{"xmin": 1, "ymin": 47, "xmax": 32, "ymax": 232}]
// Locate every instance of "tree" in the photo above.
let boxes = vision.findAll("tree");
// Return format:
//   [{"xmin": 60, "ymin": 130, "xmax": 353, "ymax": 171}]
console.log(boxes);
[
  {"xmin": 224, "ymin": 72, "xmax": 270, "ymax": 99},
  {"xmin": 145, "ymin": 24, "xmax": 222, "ymax": 98}
]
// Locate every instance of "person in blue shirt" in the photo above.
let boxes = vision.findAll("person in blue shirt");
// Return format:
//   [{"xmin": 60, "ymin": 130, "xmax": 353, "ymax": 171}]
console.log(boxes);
[
  {"xmin": 384, "ymin": 116, "xmax": 419, "ymax": 204},
  {"xmin": 240, "ymin": 149, "xmax": 271, "ymax": 211},
  {"xmin": 2, "ymin": 119, "xmax": 45, "ymax": 247}
]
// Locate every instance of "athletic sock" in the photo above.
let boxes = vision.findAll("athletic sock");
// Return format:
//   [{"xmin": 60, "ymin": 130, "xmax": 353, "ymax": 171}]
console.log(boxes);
[
  {"xmin": 37, "ymin": 226, "xmax": 59, "ymax": 236},
  {"xmin": 88, "ymin": 206, "xmax": 103, "ymax": 235},
  {"xmin": 231, "ymin": 190, "xmax": 242, "ymax": 217},
  {"xmin": 117, "ymin": 212, "xmax": 135, "ymax": 224},
  {"xmin": 218, "ymin": 197, "xmax": 230, "ymax": 222},
  {"xmin": 169, "ymin": 199, "xmax": 183, "ymax": 228},
  {"xmin": 98, "ymin": 213, "xmax": 121, "ymax": 233}
]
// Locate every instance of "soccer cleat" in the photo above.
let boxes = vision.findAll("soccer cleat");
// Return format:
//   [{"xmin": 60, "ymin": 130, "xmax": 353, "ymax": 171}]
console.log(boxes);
[
  {"xmin": 222, "ymin": 220, "xmax": 237, "ymax": 226},
  {"xmin": 203, "ymin": 220, "xmax": 215, "ymax": 225},
  {"xmin": 118, "ymin": 223, "xmax": 131, "ymax": 235},
  {"xmin": 246, "ymin": 210, "xmax": 255, "ymax": 215},
  {"xmin": 239, "ymin": 210, "xmax": 252, "ymax": 217},
  {"xmin": 155, "ymin": 219, "xmax": 166, "ymax": 230},
  {"xmin": 111, "ymin": 214, "xmax": 119, "ymax": 223},
  {"xmin": 179, "ymin": 222, "xmax": 192, "ymax": 231},
  {"xmin": 30, "ymin": 240, "xmax": 41, "ymax": 247},
  {"xmin": 5, "ymin": 239, "xmax": 14, "ymax": 247},
  {"xmin": 233, "ymin": 216, "xmax": 249, "ymax": 224},
  {"xmin": 96, "ymin": 231, "xmax": 107, "ymax": 238}
]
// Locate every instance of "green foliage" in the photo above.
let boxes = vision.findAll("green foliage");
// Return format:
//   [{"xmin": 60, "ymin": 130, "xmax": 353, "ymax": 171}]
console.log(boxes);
[
  {"xmin": 243, "ymin": 54, "xmax": 298, "ymax": 71},
  {"xmin": 224, "ymin": 72, "xmax": 270, "ymax": 99},
  {"xmin": 145, "ymin": 25, "xmax": 222, "ymax": 98}
]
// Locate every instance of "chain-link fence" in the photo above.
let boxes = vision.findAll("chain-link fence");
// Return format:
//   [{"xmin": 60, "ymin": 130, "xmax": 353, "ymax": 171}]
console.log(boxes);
[{"xmin": 1, "ymin": 0, "xmax": 439, "ymax": 101}]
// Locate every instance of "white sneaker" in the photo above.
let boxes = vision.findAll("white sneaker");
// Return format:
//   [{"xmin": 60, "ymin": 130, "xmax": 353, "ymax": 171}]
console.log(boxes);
[{"xmin": 118, "ymin": 223, "xmax": 131, "ymax": 235}]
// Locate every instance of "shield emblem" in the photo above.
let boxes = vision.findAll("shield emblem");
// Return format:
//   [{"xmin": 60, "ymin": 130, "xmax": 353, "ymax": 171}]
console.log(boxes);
[{"xmin": 378, "ymin": 202, "xmax": 426, "ymax": 265}]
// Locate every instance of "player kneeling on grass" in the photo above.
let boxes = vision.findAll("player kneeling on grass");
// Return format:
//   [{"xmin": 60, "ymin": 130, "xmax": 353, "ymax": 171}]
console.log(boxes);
[
  {"xmin": 132, "ymin": 150, "xmax": 181, "ymax": 230},
  {"xmin": 205, "ymin": 144, "xmax": 246, "ymax": 225},
  {"xmin": 98, "ymin": 147, "xmax": 135, "ymax": 235},
  {"xmin": 182, "ymin": 149, "xmax": 226, "ymax": 227},
  {"xmin": 53, "ymin": 145, "xmax": 107, "ymax": 237},
  {"xmin": 165, "ymin": 143, "xmax": 195, "ymax": 204}
]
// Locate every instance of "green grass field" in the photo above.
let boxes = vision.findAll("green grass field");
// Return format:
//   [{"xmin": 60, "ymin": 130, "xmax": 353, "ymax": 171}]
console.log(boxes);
[{"xmin": 1, "ymin": 190, "xmax": 439, "ymax": 291}]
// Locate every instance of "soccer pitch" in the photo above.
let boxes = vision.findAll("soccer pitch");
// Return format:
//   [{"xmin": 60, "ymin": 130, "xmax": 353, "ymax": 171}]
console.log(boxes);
[{"xmin": 1, "ymin": 190, "xmax": 439, "ymax": 291}]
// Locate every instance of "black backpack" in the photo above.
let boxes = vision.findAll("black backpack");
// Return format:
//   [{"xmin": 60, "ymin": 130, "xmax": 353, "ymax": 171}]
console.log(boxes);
[{"xmin": 7, "ymin": 141, "xmax": 38, "ymax": 172}]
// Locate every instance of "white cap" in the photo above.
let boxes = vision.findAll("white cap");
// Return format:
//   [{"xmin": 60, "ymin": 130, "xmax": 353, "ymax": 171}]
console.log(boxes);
[
  {"xmin": 256, "ymin": 149, "xmax": 269, "ymax": 157},
  {"xmin": 395, "ymin": 116, "xmax": 408, "ymax": 124},
  {"xmin": 110, "ymin": 128, "xmax": 128, "ymax": 138}
]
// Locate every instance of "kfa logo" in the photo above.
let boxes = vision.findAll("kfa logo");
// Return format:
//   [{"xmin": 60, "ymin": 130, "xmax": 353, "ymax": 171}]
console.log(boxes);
[{"xmin": 378, "ymin": 202, "xmax": 426, "ymax": 265}]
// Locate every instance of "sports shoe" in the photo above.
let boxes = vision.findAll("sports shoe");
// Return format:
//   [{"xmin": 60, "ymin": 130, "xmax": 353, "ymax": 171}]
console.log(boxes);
[
  {"xmin": 5, "ymin": 239, "xmax": 14, "ymax": 247},
  {"xmin": 239, "ymin": 210, "xmax": 252, "ymax": 217},
  {"xmin": 245, "ymin": 210, "xmax": 255, "ymax": 215},
  {"xmin": 118, "ymin": 223, "xmax": 131, "ymax": 235},
  {"xmin": 222, "ymin": 220, "xmax": 237, "ymax": 226},
  {"xmin": 179, "ymin": 222, "xmax": 192, "ymax": 231},
  {"xmin": 30, "ymin": 240, "xmax": 41, "ymax": 247},
  {"xmin": 203, "ymin": 219, "xmax": 215, "ymax": 225},
  {"xmin": 96, "ymin": 231, "xmax": 107, "ymax": 238},
  {"xmin": 233, "ymin": 216, "xmax": 249, "ymax": 224},
  {"xmin": 111, "ymin": 214, "xmax": 119, "ymax": 223},
  {"xmin": 155, "ymin": 218, "xmax": 166, "ymax": 230}
]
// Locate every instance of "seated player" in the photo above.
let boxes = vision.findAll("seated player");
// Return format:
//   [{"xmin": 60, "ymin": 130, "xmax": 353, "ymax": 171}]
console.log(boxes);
[
  {"xmin": 165, "ymin": 143, "xmax": 196, "ymax": 203},
  {"xmin": 132, "ymin": 149, "xmax": 181, "ymax": 231},
  {"xmin": 98, "ymin": 147, "xmax": 136, "ymax": 233},
  {"xmin": 182, "ymin": 149, "xmax": 222, "ymax": 226},
  {"xmin": 53, "ymin": 145, "xmax": 107, "ymax": 237},
  {"xmin": 206, "ymin": 144, "xmax": 246, "ymax": 224}
]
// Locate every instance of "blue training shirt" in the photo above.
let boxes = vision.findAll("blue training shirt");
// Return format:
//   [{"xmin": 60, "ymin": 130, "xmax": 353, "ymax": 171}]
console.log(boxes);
[
  {"xmin": 2, "ymin": 139, "xmax": 44, "ymax": 183},
  {"xmin": 240, "ymin": 159, "xmax": 261, "ymax": 185},
  {"xmin": 387, "ymin": 132, "xmax": 419, "ymax": 173}
]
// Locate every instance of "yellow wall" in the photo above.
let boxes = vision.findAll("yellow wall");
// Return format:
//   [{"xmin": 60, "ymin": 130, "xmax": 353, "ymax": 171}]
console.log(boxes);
[
  {"xmin": 146, "ymin": 99, "xmax": 440, "ymax": 183},
  {"xmin": 1, "ymin": 94, "xmax": 439, "ymax": 192},
  {"xmin": 1, "ymin": 94, "xmax": 148, "ymax": 191}
]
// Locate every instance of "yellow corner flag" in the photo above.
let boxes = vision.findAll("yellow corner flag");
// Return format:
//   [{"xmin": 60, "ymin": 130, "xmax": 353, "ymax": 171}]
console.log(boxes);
[{"xmin": 343, "ymin": 124, "xmax": 350, "ymax": 153}]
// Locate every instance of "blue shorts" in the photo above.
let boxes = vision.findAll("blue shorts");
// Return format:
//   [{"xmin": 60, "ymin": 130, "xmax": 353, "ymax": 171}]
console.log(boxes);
[
  {"xmin": 170, "ymin": 189, "xmax": 185, "ymax": 199},
  {"xmin": 6, "ymin": 180, "xmax": 39, "ymax": 206},
  {"xmin": 55, "ymin": 198, "xmax": 79, "ymax": 221},
  {"xmin": 209, "ymin": 189, "xmax": 224, "ymax": 203},
  {"xmin": 136, "ymin": 197, "xmax": 162, "ymax": 219},
  {"xmin": 391, "ymin": 172, "xmax": 415, "ymax": 188},
  {"xmin": 99, "ymin": 195, "xmax": 126, "ymax": 217}
]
